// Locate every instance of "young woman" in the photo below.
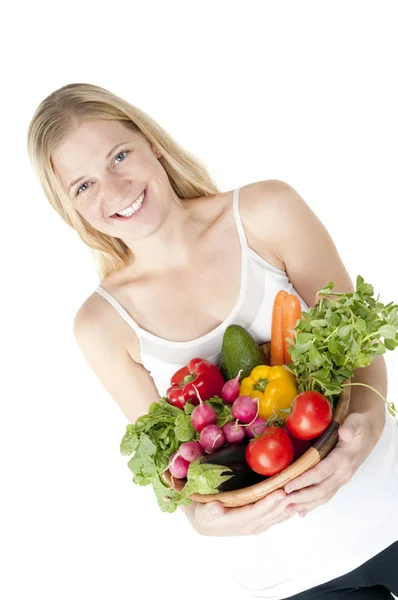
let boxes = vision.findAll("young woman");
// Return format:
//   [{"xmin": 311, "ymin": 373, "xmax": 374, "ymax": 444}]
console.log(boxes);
[{"xmin": 27, "ymin": 83, "xmax": 398, "ymax": 599}]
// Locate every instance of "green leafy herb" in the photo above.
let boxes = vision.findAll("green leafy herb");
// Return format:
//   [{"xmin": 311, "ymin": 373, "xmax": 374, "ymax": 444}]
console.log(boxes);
[
  {"xmin": 120, "ymin": 398, "xmax": 183, "ymax": 488},
  {"xmin": 119, "ymin": 396, "xmax": 233, "ymax": 512},
  {"xmin": 170, "ymin": 459, "xmax": 233, "ymax": 506},
  {"xmin": 286, "ymin": 275, "xmax": 398, "ymax": 416}
]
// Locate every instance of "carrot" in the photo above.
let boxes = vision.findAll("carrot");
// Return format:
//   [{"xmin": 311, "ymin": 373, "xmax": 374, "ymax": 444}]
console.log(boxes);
[
  {"xmin": 282, "ymin": 293, "xmax": 302, "ymax": 365},
  {"xmin": 270, "ymin": 290, "xmax": 288, "ymax": 366}
]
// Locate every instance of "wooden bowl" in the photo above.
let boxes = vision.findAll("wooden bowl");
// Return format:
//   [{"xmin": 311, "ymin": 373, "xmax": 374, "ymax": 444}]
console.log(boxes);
[{"xmin": 162, "ymin": 345, "xmax": 351, "ymax": 507}]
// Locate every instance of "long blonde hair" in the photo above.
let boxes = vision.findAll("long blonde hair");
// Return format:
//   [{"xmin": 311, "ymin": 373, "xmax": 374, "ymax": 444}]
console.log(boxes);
[{"xmin": 27, "ymin": 83, "xmax": 220, "ymax": 280}]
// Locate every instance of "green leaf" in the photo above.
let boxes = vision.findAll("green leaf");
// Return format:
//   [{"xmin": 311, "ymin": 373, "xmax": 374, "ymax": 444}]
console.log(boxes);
[
  {"xmin": 356, "ymin": 275, "xmax": 365, "ymax": 290},
  {"xmin": 327, "ymin": 337, "xmax": 338, "ymax": 354},
  {"xmin": 358, "ymin": 283, "xmax": 374, "ymax": 296},
  {"xmin": 174, "ymin": 412, "xmax": 195, "ymax": 442},
  {"xmin": 318, "ymin": 282, "xmax": 335, "ymax": 295},
  {"xmin": 120, "ymin": 424, "xmax": 138, "ymax": 456},
  {"xmin": 310, "ymin": 319, "xmax": 328, "ymax": 327},
  {"xmin": 183, "ymin": 402, "xmax": 195, "ymax": 416},
  {"xmin": 151, "ymin": 476, "xmax": 181, "ymax": 513},
  {"xmin": 338, "ymin": 325, "xmax": 351, "ymax": 338},
  {"xmin": 127, "ymin": 433, "xmax": 158, "ymax": 485},
  {"xmin": 356, "ymin": 353, "xmax": 371, "ymax": 368},
  {"xmin": 389, "ymin": 307, "xmax": 398, "ymax": 327},
  {"xmin": 206, "ymin": 397, "xmax": 233, "ymax": 427},
  {"xmin": 354, "ymin": 319, "xmax": 366, "ymax": 332},
  {"xmin": 379, "ymin": 325, "xmax": 397, "ymax": 339},
  {"xmin": 311, "ymin": 368, "xmax": 330, "ymax": 381},
  {"xmin": 385, "ymin": 338, "xmax": 398, "ymax": 351},
  {"xmin": 309, "ymin": 344, "xmax": 323, "ymax": 367},
  {"xmin": 173, "ymin": 459, "xmax": 234, "ymax": 502},
  {"xmin": 351, "ymin": 338, "xmax": 360, "ymax": 357},
  {"xmin": 296, "ymin": 333, "xmax": 314, "ymax": 344}
]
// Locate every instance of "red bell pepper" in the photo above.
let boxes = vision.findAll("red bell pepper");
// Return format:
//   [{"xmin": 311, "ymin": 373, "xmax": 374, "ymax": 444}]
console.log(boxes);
[{"xmin": 166, "ymin": 357, "xmax": 225, "ymax": 409}]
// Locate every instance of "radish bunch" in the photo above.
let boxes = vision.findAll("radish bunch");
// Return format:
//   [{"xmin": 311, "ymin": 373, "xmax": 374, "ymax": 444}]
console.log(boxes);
[{"xmin": 168, "ymin": 375, "xmax": 269, "ymax": 479}]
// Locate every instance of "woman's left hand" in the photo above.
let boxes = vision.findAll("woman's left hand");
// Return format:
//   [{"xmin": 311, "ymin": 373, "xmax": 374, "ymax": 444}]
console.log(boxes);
[{"xmin": 281, "ymin": 412, "xmax": 374, "ymax": 517}]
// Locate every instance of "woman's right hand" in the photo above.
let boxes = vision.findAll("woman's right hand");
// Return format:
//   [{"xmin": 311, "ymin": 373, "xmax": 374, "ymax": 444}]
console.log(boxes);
[{"xmin": 179, "ymin": 490, "xmax": 296, "ymax": 536}]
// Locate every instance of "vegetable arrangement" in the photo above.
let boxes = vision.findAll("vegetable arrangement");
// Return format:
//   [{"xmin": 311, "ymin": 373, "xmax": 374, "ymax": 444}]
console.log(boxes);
[{"xmin": 120, "ymin": 276, "xmax": 398, "ymax": 512}]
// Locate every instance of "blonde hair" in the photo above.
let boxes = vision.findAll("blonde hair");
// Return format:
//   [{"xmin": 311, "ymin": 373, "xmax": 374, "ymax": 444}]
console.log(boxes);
[{"xmin": 27, "ymin": 83, "xmax": 220, "ymax": 280}]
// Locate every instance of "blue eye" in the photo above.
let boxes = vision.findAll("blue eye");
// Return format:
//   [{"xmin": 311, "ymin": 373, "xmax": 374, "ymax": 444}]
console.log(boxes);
[{"xmin": 74, "ymin": 150, "xmax": 129, "ymax": 197}]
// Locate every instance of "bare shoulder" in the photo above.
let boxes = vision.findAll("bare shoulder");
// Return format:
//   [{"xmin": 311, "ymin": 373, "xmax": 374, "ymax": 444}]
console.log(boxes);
[
  {"xmin": 73, "ymin": 294, "xmax": 161, "ymax": 423},
  {"xmin": 74, "ymin": 288, "xmax": 143, "ymax": 359},
  {"xmin": 240, "ymin": 179, "xmax": 354, "ymax": 306}
]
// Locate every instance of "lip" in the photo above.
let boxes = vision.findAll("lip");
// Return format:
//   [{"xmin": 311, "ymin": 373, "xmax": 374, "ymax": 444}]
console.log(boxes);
[{"xmin": 110, "ymin": 186, "xmax": 148, "ymax": 219}]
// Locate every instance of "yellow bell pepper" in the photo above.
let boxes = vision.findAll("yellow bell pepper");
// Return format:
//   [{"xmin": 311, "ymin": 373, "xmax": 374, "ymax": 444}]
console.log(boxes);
[{"xmin": 240, "ymin": 365, "xmax": 298, "ymax": 421}]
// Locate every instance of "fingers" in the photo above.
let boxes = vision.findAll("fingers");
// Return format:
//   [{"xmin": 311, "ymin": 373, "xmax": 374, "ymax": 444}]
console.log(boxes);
[
  {"xmin": 283, "ymin": 474, "xmax": 337, "ymax": 507},
  {"xmin": 284, "ymin": 453, "xmax": 340, "ymax": 493},
  {"xmin": 192, "ymin": 490, "xmax": 291, "ymax": 536}
]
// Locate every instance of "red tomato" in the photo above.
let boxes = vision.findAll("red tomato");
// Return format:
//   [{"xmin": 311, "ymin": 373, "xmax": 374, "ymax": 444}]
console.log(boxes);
[
  {"xmin": 245, "ymin": 426, "xmax": 294, "ymax": 476},
  {"xmin": 286, "ymin": 391, "xmax": 332, "ymax": 440}
]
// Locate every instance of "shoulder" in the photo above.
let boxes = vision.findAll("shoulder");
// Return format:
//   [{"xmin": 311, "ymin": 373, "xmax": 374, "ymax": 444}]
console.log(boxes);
[
  {"xmin": 240, "ymin": 179, "xmax": 310, "ymax": 228},
  {"xmin": 239, "ymin": 179, "xmax": 354, "ymax": 306},
  {"xmin": 73, "ymin": 291, "xmax": 141, "ymax": 363},
  {"xmin": 240, "ymin": 178, "xmax": 326, "ymax": 257}
]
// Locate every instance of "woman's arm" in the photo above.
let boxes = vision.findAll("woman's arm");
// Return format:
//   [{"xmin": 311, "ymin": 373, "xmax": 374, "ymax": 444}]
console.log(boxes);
[{"xmin": 242, "ymin": 179, "xmax": 389, "ymax": 515}]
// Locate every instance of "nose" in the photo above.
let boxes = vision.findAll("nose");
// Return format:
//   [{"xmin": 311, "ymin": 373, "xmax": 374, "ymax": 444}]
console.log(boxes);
[{"xmin": 101, "ymin": 173, "xmax": 130, "ymax": 215}]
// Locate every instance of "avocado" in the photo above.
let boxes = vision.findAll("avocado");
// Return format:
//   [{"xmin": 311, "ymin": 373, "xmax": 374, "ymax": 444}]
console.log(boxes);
[{"xmin": 219, "ymin": 324, "xmax": 264, "ymax": 382}]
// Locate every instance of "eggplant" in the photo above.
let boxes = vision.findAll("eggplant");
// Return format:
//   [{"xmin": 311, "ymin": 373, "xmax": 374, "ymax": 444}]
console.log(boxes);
[{"xmin": 200, "ymin": 443, "xmax": 265, "ymax": 492}]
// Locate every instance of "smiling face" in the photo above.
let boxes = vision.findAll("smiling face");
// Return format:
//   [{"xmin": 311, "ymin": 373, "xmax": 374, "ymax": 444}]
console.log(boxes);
[{"xmin": 51, "ymin": 119, "xmax": 169, "ymax": 239}]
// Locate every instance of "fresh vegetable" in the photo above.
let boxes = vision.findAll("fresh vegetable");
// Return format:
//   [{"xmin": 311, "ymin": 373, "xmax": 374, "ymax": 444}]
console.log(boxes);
[
  {"xmin": 245, "ymin": 426, "xmax": 295, "ymax": 476},
  {"xmin": 199, "ymin": 443, "xmax": 252, "ymax": 492},
  {"xmin": 221, "ymin": 370, "xmax": 243, "ymax": 404},
  {"xmin": 120, "ymin": 398, "xmax": 232, "ymax": 512},
  {"xmin": 239, "ymin": 365, "xmax": 298, "ymax": 420},
  {"xmin": 191, "ymin": 402, "xmax": 218, "ymax": 432},
  {"xmin": 286, "ymin": 390, "xmax": 333, "ymax": 440},
  {"xmin": 286, "ymin": 276, "xmax": 398, "ymax": 415},
  {"xmin": 166, "ymin": 358, "xmax": 225, "ymax": 409},
  {"xmin": 222, "ymin": 420, "xmax": 246, "ymax": 443},
  {"xmin": 199, "ymin": 424, "xmax": 226, "ymax": 453},
  {"xmin": 271, "ymin": 290, "xmax": 288, "ymax": 366},
  {"xmin": 177, "ymin": 441, "xmax": 205, "ymax": 462},
  {"xmin": 282, "ymin": 293, "xmax": 302, "ymax": 365},
  {"xmin": 219, "ymin": 324, "xmax": 264, "ymax": 382},
  {"xmin": 168, "ymin": 452, "xmax": 189, "ymax": 479},
  {"xmin": 246, "ymin": 416, "xmax": 268, "ymax": 438},
  {"xmin": 232, "ymin": 395, "xmax": 258, "ymax": 424}
]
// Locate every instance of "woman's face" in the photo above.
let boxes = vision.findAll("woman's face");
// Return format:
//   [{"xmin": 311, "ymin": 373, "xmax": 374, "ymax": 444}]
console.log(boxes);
[{"xmin": 51, "ymin": 119, "xmax": 169, "ymax": 239}]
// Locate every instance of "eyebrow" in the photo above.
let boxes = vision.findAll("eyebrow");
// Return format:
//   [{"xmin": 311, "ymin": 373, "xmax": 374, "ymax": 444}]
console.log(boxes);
[{"xmin": 67, "ymin": 141, "xmax": 131, "ymax": 193}]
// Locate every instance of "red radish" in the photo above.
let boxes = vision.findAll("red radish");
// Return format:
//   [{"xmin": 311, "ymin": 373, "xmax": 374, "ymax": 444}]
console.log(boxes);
[
  {"xmin": 232, "ymin": 395, "xmax": 258, "ymax": 424},
  {"xmin": 168, "ymin": 452, "xmax": 189, "ymax": 479},
  {"xmin": 191, "ymin": 403, "xmax": 217, "ymax": 432},
  {"xmin": 178, "ymin": 441, "xmax": 205, "ymax": 462},
  {"xmin": 246, "ymin": 416, "xmax": 267, "ymax": 438},
  {"xmin": 200, "ymin": 424, "xmax": 226, "ymax": 453},
  {"xmin": 222, "ymin": 420, "xmax": 246, "ymax": 443},
  {"xmin": 221, "ymin": 370, "xmax": 242, "ymax": 404}
]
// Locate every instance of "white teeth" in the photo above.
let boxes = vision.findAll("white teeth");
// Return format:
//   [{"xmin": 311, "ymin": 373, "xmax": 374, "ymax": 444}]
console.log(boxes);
[{"xmin": 116, "ymin": 190, "xmax": 146, "ymax": 217}]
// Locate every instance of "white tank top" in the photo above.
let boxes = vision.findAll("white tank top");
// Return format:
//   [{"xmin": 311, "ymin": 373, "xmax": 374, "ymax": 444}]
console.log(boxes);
[{"xmin": 95, "ymin": 187, "xmax": 398, "ymax": 599}]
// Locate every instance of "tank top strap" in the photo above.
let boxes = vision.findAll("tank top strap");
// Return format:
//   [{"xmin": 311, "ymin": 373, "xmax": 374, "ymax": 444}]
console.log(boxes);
[
  {"xmin": 232, "ymin": 187, "xmax": 249, "ymax": 251},
  {"xmin": 95, "ymin": 286, "xmax": 142, "ymax": 339}
]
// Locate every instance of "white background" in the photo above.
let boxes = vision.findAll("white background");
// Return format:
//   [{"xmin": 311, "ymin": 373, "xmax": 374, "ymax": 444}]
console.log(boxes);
[{"xmin": 2, "ymin": 1, "xmax": 397, "ymax": 599}]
